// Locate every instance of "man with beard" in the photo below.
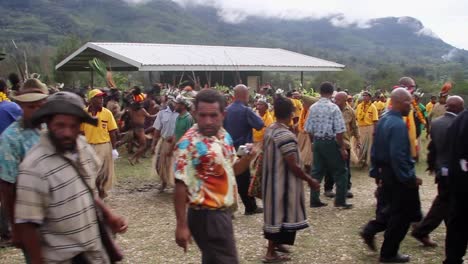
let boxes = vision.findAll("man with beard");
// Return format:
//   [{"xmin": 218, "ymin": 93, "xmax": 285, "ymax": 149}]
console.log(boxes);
[
  {"xmin": 0, "ymin": 79, "xmax": 48, "ymax": 250},
  {"xmin": 370, "ymin": 88, "xmax": 423, "ymax": 263},
  {"xmin": 14, "ymin": 91, "xmax": 127, "ymax": 264},
  {"xmin": 81, "ymin": 89, "xmax": 119, "ymax": 199},
  {"xmin": 174, "ymin": 89, "xmax": 254, "ymax": 263}
]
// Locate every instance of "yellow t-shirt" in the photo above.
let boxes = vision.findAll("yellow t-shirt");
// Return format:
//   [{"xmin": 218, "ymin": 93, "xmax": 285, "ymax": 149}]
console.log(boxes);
[
  {"xmin": 291, "ymin": 98, "xmax": 303, "ymax": 119},
  {"xmin": 253, "ymin": 111, "xmax": 274, "ymax": 143},
  {"xmin": 426, "ymin": 102, "xmax": 434, "ymax": 114},
  {"xmin": 356, "ymin": 102, "xmax": 379, "ymax": 126},
  {"xmin": 373, "ymin": 101, "xmax": 386, "ymax": 114},
  {"xmin": 81, "ymin": 107, "xmax": 118, "ymax": 144}
]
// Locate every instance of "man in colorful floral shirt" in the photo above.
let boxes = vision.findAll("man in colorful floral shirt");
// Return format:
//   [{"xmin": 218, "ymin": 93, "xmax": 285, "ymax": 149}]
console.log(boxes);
[{"xmin": 174, "ymin": 89, "xmax": 254, "ymax": 263}]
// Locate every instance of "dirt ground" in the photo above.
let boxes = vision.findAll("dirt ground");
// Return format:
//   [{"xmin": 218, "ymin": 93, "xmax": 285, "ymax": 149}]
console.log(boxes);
[{"xmin": 0, "ymin": 152, "xmax": 451, "ymax": 264}]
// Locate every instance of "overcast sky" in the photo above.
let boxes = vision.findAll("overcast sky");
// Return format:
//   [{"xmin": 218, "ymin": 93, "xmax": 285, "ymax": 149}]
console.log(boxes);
[{"xmin": 158, "ymin": 0, "xmax": 468, "ymax": 50}]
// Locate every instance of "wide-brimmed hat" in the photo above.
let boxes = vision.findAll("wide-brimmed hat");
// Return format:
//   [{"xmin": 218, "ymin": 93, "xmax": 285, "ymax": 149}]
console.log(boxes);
[
  {"xmin": 11, "ymin": 78, "xmax": 49, "ymax": 102},
  {"xmin": 32, "ymin": 91, "xmax": 98, "ymax": 127},
  {"xmin": 88, "ymin": 89, "xmax": 105, "ymax": 100}
]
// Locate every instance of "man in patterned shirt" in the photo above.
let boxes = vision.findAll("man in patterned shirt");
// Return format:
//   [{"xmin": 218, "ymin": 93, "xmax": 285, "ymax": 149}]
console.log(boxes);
[
  {"xmin": 14, "ymin": 92, "xmax": 127, "ymax": 263},
  {"xmin": 174, "ymin": 89, "xmax": 254, "ymax": 263},
  {"xmin": 305, "ymin": 82, "xmax": 352, "ymax": 209},
  {"xmin": 324, "ymin": 92, "xmax": 361, "ymax": 198},
  {"xmin": 0, "ymin": 79, "xmax": 48, "ymax": 250}
]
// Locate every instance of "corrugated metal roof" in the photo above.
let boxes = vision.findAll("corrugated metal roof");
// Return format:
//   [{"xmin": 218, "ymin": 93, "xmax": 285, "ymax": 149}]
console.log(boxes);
[{"xmin": 56, "ymin": 42, "xmax": 345, "ymax": 72}]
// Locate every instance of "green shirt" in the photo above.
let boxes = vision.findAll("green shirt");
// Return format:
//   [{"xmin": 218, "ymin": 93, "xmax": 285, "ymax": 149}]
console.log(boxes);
[{"xmin": 174, "ymin": 112, "xmax": 194, "ymax": 142}]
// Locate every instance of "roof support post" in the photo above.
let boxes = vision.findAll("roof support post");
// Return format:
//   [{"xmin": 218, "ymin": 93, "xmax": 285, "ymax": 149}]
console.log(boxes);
[
  {"xmin": 90, "ymin": 69, "xmax": 94, "ymax": 88},
  {"xmin": 300, "ymin": 71, "xmax": 304, "ymax": 88}
]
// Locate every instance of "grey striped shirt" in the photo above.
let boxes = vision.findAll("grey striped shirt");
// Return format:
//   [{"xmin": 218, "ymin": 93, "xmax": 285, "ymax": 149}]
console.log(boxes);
[{"xmin": 15, "ymin": 134, "xmax": 109, "ymax": 263}]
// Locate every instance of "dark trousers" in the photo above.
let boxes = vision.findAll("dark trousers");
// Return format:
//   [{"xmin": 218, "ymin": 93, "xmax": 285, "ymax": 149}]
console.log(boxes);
[
  {"xmin": 324, "ymin": 149, "xmax": 351, "ymax": 191},
  {"xmin": 236, "ymin": 170, "xmax": 257, "ymax": 213},
  {"xmin": 188, "ymin": 209, "xmax": 239, "ymax": 264},
  {"xmin": 444, "ymin": 193, "xmax": 468, "ymax": 264},
  {"xmin": 0, "ymin": 204, "xmax": 10, "ymax": 240},
  {"xmin": 362, "ymin": 185, "xmax": 388, "ymax": 236},
  {"xmin": 311, "ymin": 140, "xmax": 348, "ymax": 205},
  {"xmin": 412, "ymin": 180, "xmax": 449, "ymax": 238},
  {"xmin": 380, "ymin": 168, "xmax": 422, "ymax": 258}
]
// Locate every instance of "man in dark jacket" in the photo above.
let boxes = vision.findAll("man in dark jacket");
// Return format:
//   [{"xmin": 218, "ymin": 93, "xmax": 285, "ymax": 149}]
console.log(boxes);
[
  {"xmin": 370, "ymin": 88, "xmax": 423, "ymax": 263},
  {"xmin": 444, "ymin": 107, "xmax": 468, "ymax": 264},
  {"xmin": 224, "ymin": 84, "xmax": 264, "ymax": 215},
  {"xmin": 412, "ymin": 96, "xmax": 464, "ymax": 247}
]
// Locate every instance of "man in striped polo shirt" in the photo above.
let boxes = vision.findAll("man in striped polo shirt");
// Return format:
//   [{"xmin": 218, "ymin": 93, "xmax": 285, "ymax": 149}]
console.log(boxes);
[{"xmin": 14, "ymin": 92, "xmax": 127, "ymax": 264}]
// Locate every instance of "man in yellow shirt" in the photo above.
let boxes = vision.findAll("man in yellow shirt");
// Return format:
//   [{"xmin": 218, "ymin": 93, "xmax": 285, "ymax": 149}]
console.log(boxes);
[
  {"xmin": 287, "ymin": 91, "xmax": 303, "ymax": 133},
  {"xmin": 425, "ymin": 95, "xmax": 437, "ymax": 115},
  {"xmin": 356, "ymin": 91, "xmax": 379, "ymax": 167},
  {"xmin": 373, "ymin": 95, "xmax": 387, "ymax": 117},
  {"xmin": 252, "ymin": 99, "xmax": 274, "ymax": 144},
  {"xmin": 81, "ymin": 89, "xmax": 119, "ymax": 198}
]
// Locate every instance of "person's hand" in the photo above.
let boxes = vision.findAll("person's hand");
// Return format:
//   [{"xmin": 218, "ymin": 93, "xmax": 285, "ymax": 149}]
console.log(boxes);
[
  {"xmin": 340, "ymin": 148, "xmax": 348, "ymax": 161},
  {"xmin": 175, "ymin": 224, "xmax": 192, "ymax": 253},
  {"xmin": 107, "ymin": 214, "xmax": 128, "ymax": 234},
  {"xmin": 112, "ymin": 149, "xmax": 119, "ymax": 160},
  {"xmin": 244, "ymin": 146, "xmax": 257, "ymax": 161},
  {"xmin": 416, "ymin": 177, "xmax": 423, "ymax": 186},
  {"xmin": 307, "ymin": 177, "xmax": 320, "ymax": 191}
]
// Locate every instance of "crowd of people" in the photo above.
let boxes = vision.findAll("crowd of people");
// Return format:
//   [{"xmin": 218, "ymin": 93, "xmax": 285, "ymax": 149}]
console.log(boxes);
[{"xmin": 0, "ymin": 74, "xmax": 467, "ymax": 264}]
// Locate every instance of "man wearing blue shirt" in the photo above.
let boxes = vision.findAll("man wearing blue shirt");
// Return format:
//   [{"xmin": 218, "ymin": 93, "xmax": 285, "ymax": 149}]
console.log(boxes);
[
  {"xmin": 224, "ymin": 84, "xmax": 264, "ymax": 215},
  {"xmin": 0, "ymin": 78, "xmax": 48, "ymax": 252},
  {"xmin": 371, "ymin": 88, "xmax": 423, "ymax": 263},
  {"xmin": 0, "ymin": 79, "xmax": 22, "ymax": 134}
]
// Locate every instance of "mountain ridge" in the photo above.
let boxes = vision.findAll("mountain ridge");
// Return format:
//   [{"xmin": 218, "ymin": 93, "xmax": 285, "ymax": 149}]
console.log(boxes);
[{"xmin": 0, "ymin": 0, "xmax": 467, "ymax": 82}]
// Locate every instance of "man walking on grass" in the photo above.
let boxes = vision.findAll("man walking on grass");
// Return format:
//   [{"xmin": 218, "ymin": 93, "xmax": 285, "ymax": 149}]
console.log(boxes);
[
  {"xmin": 411, "ymin": 96, "xmax": 464, "ymax": 247},
  {"xmin": 14, "ymin": 91, "xmax": 127, "ymax": 263},
  {"xmin": 305, "ymin": 82, "xmax": 352, "ymax": 209},
  {"xmin": 81, "ymin": 89, "xmax": 119, "ymax": 199},
  {"xmin": 224, "ymin": 84, "xmax": 264, "ymax": 215},
  {"xmin": 0, "ymin": 79, "xmax": 48, "ymax": 252},
  {"xmin": 151, "ymin": 95, "xmax": 178, "ymax": 192},
  {"xmin": 174, "ymin": 89, "xmax": 255, "ymax": 263},
  {"xmin": 370, "ymin": 88, "xmax": 423, "ymax": 263}
]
